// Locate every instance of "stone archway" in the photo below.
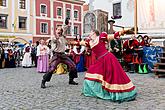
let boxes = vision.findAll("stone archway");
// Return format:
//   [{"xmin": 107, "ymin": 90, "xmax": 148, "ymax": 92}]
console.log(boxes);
[
  {"xmin": 10, "ymin": 37, "xmax": 29, "ymax": 44},
  {"xmin": 83, "ymin": 12, "xmax": 96, "ymax": 34}
]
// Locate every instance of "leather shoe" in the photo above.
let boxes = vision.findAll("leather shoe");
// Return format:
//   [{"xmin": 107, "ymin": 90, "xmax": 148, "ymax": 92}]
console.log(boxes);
[
  {"xmin": 69, "ymin": 81, "xmax": 78, "ymax": 85},
  {"xmin": 41, "ymin": 80, "xmax": 46, "ymax": 88}
]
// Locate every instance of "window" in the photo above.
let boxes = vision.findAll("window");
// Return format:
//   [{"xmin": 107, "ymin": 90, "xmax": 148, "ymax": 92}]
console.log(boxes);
[
  {"xmin": 57, "ymin": 8, "xmax": 62, "ymax": 16},
  {"xmin": 74, "ymin": 10, "xmax": 78, "ymax": 18},
  {"xmin": 41, "ymin": 23, "xmax": 48, "ymax": 34},
  {"xmin": 66, "ymin": 9, "xmax": 71, "ymax": 18},
  {"xmin": 40, "ymin": 4, "xmax": 47, "ymax": 14},
  {"xmin": 113, "ymin": 2, "xmax": 121, "ymax": 18},
  {"xmin": 74, "ymin": 26, "xmax": 78, "ymax": 35},
  {"xmin": 0, "ymin": 14, "xmax": 7, "ymax": 28},
  {"xmin": 19, "ymin": 0, "xmax": 26, "ymax": 9},
  {"xmin": 67, "ymin": 26, "xmax": 71, "ymax": 35},
  {"xmin": 0, "ymin": 0, "xmax": 6, "ymax": 6},
  {"xmin": 19, "ymin": 16, "xmax": 27, "ymax": 29}
]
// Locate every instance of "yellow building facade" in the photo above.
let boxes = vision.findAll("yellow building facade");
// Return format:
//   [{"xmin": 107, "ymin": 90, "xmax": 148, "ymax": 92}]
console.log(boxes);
[{"xmin": 0, "ymin": 0, "xmax": 33, "ymax": 43}]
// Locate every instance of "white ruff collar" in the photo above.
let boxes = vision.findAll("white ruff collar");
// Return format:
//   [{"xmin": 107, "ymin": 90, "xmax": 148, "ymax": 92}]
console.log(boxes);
[{"xmin": 73, "ymin": 46, "xmax": 85, "ymax": 54}]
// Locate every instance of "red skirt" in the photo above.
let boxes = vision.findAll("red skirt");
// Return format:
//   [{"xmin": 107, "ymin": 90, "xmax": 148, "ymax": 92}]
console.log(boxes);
[
  {"xmin": 85, "ymin": 54, "xmax": 96, "ymax": 68},
  {"xmin": 85, "ymin": 52, "xmax": 135, "ymax": 92}
]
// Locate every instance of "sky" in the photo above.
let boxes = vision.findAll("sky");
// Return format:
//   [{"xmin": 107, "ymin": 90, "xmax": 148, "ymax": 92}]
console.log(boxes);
[{"xmin": 84, "ymin": 0, "xmax": 89, "ymax": 4}]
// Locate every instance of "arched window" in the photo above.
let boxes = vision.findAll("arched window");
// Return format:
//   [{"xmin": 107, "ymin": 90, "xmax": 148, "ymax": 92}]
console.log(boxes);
[{"xmin": 83, "ymin": 13, "xmax": 96, "ymax": 33}]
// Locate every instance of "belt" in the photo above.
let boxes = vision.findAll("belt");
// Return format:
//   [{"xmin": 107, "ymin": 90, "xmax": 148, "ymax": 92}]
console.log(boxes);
[{"xmin": 97, "ymin": 52, "xmax": 109, "ymax": 60}]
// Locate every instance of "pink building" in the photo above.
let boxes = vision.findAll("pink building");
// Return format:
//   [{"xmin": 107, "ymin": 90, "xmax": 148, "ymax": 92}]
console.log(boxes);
[{"xmin": 33, "ymin": 0, "xmax": 85, "ymax": 42}]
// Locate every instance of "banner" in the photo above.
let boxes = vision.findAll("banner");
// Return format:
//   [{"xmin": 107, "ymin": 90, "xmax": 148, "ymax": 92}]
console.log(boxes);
[{"xmin": 138, "ymin": 0, "xmax": 165, "ymax": 30}]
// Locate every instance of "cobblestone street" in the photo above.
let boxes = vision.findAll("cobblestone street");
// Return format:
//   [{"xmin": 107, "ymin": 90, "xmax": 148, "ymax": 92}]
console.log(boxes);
[{"xmin": 0, "ymin": 67, "xmax": 165, "ymax": 110}]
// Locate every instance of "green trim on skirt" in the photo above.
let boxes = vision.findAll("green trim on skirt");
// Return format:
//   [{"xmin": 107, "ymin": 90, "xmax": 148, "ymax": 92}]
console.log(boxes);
[{"xmin": 82, "ymin": 80, "xmax": 137, "ymax": 102}]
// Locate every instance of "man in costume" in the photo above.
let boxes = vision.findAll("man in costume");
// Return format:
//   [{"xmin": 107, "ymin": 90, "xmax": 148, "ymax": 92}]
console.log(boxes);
[
  {"xmin": 41, "ymin": 18, "xmax": 78, "ymax": 88},
  {"xmin": 110, "ymin": 37, "xmax": 122, "ymax": 59},
  {"xmin": 123, "ymin": 35, "xmax": 139, "ymax": 71}
]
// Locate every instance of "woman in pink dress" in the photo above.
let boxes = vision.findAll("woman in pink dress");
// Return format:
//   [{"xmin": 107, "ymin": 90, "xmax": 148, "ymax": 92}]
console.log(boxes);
[
  {"xmin": 37, "ymin": 39, "xmax": 49, "ymax": 73},
  {"xmin": 81, "ymin": 30, "xmax": 137, "ymax": 102}
]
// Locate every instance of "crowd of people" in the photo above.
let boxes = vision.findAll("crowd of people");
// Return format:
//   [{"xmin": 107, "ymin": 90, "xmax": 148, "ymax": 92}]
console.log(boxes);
[
  {"xmin": 1, "ymin": 17, "xmax": 156, "ymax": 103},
  {"xmin": 0, "ymin": 41, "xmax": 40, "ymax": 69},
  {"xmin": 0, "ymin": 34, "xmax": 153, "ymax": 71},
  {"xmin": 109, "ymin": 34, "xmax": 153, "ymax": 71},
  {"xmin": 0, "ymin": 42, "xmax": 24, "ymax": 68},
  {"xmin": 122, "ymin": 34, "xmax": 152, "ymax": 72},
  {"xmin": 0, "ymin": 37, "xmax": 96, "ymax": 73}
]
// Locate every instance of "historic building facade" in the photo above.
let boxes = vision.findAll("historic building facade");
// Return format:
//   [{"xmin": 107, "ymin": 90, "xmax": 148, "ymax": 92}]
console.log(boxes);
[
  {"xmin": 0, "ymin": 0, "xmax": 84, "ymax": 43},
  {"xmin": 33, "ymin": 0, "xmax": 84, "ymax": 42},
  {"xmin": 90, "ymin": 0, "xmax": 165, "ymax": 33},
  {"xmin": 83, "ymin": 9, "xmax": 108, "ymax": 34},
  {"xmin": 0, "ymin": 0, "xmax": 33, "ymax": 42}
]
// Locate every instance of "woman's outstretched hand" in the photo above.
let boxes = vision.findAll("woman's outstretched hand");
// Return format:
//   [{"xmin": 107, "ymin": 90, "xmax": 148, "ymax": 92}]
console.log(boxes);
[{"xmin": 80, "ymin": 40, "xmax": 86, "ymax": 46}]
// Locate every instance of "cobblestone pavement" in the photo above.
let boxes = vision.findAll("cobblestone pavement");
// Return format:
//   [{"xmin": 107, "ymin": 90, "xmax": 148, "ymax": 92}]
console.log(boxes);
[{"xmin": 0, "ymin": 67, "xmax": 165, "ymax": 110}]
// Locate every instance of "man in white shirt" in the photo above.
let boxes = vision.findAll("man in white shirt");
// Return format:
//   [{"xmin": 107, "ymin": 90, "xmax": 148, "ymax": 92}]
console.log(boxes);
[{"xmin": 41, "ymin": 18, "xmax": 78, "ymax": 88}]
